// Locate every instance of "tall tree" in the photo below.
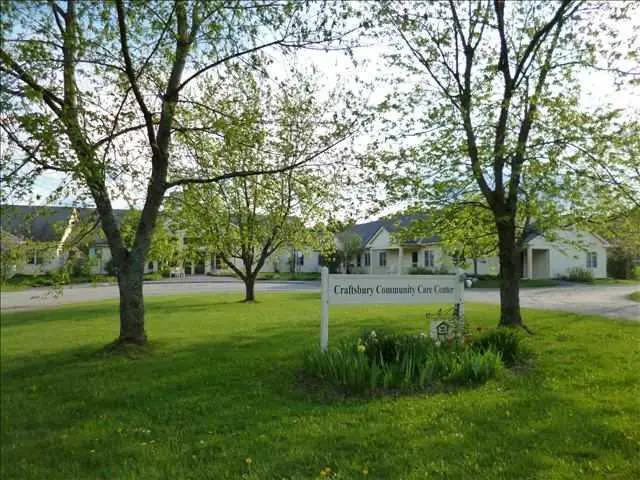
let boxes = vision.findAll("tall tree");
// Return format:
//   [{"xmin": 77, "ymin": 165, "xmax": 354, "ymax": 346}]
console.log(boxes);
[
  {"xmin": 0, "ymin": 0, "xmax": 356, "ymax": 344},
  {"xmin": 167, "ymin": 71, "xmax": 354, "ymax": 301},
  {"xmin": 369, "ymin": 0, "xmax": 639, "ymax": 327}
]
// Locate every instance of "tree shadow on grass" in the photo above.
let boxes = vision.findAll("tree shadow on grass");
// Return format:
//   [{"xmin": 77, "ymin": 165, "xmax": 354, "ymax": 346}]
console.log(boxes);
[
  {"xmin": 2, "ymin": 320, "xmax": 638, "ymax": 479},
  {"xmin": 3, "ymin": 304, "xmax": 639, "ymax": 479},
  {"xmin": 0, "ymin": 304, "xmax": 117, "ymax": 328},
  {"xmin": 0, "ymin": 298, "xmax": 244, "ymax": 329}
]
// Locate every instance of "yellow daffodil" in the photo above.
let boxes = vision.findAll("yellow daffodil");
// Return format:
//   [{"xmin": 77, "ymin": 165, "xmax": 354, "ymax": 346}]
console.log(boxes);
[
  {"xmin": 245, "ymin": 457, "xmax": 252, "ymax": 465},
  {"xmin": 357, "ymin": 344, "xmax": 366, "ymax": 353}
]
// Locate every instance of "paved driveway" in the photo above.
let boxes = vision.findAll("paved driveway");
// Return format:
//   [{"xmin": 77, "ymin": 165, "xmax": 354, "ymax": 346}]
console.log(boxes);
[
  {"xmin": 465, "ymin": 284, "xmax": 639, "ymax": 321},
  {"xmin": 0, "ymin": 277, "xmax": 318, "ymax": 312},
  {"xmin": 1, "ymin": 279, "xmax": 638, "ymax": 321}
]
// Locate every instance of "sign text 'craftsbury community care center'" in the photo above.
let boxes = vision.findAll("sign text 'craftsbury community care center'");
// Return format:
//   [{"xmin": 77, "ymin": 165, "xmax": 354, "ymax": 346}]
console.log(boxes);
[{"xmin": 319, "ymin": 267, "xmax": 465, "ymax": 350}]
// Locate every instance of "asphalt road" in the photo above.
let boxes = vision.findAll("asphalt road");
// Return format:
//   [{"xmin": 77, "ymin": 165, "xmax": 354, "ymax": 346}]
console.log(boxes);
[
  {"xmin": 0, "ymin": 277, "xmax": 317, "ymax": 312},
  {"xmin": 1, "ymin": 278, "xmax": 638, "ymax": 321},
  {"xmin": 467, "ymin": 284, "xmax": 639, "ymax": 321}
]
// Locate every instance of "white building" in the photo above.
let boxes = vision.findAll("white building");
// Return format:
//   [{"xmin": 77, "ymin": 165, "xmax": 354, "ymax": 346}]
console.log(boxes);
[
  {"xmin": 335, "ymin": 217, "xmax": 609, "ymax": 280},
  {"xmin": 2, "ymin": 206, "xmax": 609, "ymax": 280}
]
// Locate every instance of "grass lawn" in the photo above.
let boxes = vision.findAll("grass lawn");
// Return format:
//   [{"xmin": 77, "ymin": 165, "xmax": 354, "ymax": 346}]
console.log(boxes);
[
  {"xmin": 257, "ymin": 272, "xmax": 321, "ymax": 281},
  {"xmin": 471, "ymin": 278, "xmax": 640, "ymax": 289},
  {"xmin": 591, "ymin": 278, "xmax": 640, "ymax": 286},
  {"xmin": 629, "ymin": 291, "xmax": 640, "ymax": 302},
  {"xmin": 471, "ymin": 278, "xmax": 564, "ymax": 288},
  {"xmin": 1, "ymin": 293, "xmax": 639, "ymax": 479}
]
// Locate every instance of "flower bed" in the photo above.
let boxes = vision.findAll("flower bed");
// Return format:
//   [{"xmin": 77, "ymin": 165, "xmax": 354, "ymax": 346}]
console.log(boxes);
[{"xmin": 303, "ymin": 328, "xmax": 523, "ymax": 394}]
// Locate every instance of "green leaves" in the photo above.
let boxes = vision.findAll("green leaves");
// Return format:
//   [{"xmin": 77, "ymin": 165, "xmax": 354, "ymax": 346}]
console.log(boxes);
[{"xmin": 165, "ymin": 67, "xmax": 350, "ymax": 284}]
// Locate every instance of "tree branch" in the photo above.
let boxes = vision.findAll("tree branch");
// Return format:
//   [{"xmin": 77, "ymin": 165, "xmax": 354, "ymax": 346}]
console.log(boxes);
[
  {"xmin": 0, "ymin": 49, "xmax": 64, "ymax": 115},
  {"xmin": 165, "ymin": 130, "xmax": 352, "ymax": 189},
  {"xmin": 177, "ymin": 38, "xmax": 285, "ymax": 93},
  {"xmin": 512, "ymin": 0, "xmax": 573, "ymax": 88},
  {"xmin": 92, "ymin": 123, "xmax": 149, "ymax": 149},
  {"xmin": 115, "ymin": 0, "xmax": 156, "ymax": 146}
]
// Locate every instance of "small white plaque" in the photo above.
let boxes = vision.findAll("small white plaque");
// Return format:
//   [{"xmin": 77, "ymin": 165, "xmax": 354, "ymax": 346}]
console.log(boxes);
[{"xmin": 429, "ymin": 320, "xmax": 455, "ymax": 342}]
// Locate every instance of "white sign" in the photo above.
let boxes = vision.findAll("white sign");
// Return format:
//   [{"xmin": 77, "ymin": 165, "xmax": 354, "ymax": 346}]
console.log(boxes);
[
  {"xmin": 328, "ymin": 274, "xmax": 460, "ymax": 305},
  {"xmin": 320, "ymin": 267, "xmax": 464, "ymax": 351}
]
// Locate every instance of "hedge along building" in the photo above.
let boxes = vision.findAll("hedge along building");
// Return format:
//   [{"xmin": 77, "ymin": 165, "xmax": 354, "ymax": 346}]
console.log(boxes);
[{"xmin": 336, "ymin": 216, "xmax": 609, "ymax": 280}]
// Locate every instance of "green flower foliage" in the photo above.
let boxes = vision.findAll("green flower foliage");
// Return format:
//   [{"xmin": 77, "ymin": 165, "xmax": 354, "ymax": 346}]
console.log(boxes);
[
  {"xmin": 303, "ymin": 331, "xmax": 502, "ymax": 394},
  {"xmin": 472, "ymin": 327, "xmax": 526, "ymax": 368}
]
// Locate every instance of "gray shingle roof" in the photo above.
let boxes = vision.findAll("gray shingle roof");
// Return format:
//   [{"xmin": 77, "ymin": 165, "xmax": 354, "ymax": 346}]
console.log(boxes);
[
  {"xmin": 341, "ymin": 214, "xmax": 440, "ymax": 246},
  {"xmin": 0, "ymin": 205, "xmax": 129, "ymax": 242}
]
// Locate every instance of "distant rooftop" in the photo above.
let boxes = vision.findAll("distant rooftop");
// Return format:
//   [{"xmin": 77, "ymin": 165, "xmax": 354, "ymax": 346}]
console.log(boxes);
[
  {"xmin": 0, "ymin": 205, "xmax": 129, "ymax": 242},
  {"xmin": 340, "ymin": 214, "xmax": 440, "ymax": 245}
]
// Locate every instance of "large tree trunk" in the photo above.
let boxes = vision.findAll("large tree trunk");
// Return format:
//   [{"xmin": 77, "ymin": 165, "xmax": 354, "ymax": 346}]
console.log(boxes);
[
  {"xmin": 116, "ymin": 252, "xmax": 147, "ymax": 344},
  {"xmin": 244, "ymin": 274, "xmax": 256, "ymax": 302},
  {"xmin": 496, "ymin": 219, "xmax": 523, "ymax": 327}
]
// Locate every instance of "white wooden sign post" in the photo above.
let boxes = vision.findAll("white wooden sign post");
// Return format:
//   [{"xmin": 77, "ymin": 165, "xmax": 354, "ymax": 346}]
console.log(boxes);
[{"xmin": 319, "ymin": 266, "xmax": 465, "ymax": 351}]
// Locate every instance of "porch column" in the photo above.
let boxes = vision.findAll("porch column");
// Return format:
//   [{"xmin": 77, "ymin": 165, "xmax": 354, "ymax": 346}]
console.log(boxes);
[
  {"xmin": 526, "ymin": 247, "xmax": 533, "ymax": 280},
  {"xmin": 397, "ymin": 246, "xmax": 403, "ymax": 275},
  {"xmin": 369, "ymin": 248, "xmax": 373, "ymax": 274},
  {"xmin": 204, "ymin": 256, "xmax": 211, "ymax": 275}
]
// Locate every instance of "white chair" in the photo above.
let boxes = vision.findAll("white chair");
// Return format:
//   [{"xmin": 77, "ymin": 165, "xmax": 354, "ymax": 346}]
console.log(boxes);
[{"xmin": 169, "ymin": 266, "xmax": 185, "ymax": 279}]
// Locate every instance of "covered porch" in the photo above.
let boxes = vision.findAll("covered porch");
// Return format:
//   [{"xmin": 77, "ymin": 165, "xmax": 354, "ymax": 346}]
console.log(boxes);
[
  {"xmin": 521, "ymin": 247, "xmax": 550, "ymax": 280},
  {"xmin": 364, "ymin": 245, "xmax": 439, "ymax": 275}
]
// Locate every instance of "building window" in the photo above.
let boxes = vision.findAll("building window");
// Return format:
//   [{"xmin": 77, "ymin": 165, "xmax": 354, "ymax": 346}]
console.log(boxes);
[
  {"xmin": 356, "ymin": 255, "xmax": 361, "ymax": 267},
  {"xmin": 147, "ymin": 261, "xmax": 154, "ymax": 271},
  {"xmin": 27, "ymin": 250, "xmax": 44, "ymax": 265},
  {"xmin": 379, "ymin": 251, "xmax": 387, "ymax": 267},
  {"xmin": 424, "ymin": 250, "xmax": 434, "ymax": 268},
  {"xmin": 364, "ymin": 253, "xmax": 370, "ymax": 267},
  {"xmin": 297, "ymin": 253, "xmax": 304, "ymax": 266},
  {"xmin": 411, "ymin": 251, "xmax": 418, "ymax": 267},
  {"xmin": 586, "ymin": 251, "xmax": 598, "ymax": 268}
]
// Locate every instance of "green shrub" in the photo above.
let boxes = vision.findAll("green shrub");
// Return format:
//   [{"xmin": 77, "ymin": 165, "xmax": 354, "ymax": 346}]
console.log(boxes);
[
  {"xmin": 476, "ymin": 274, "xmax": 499, "ymax": 281},
  {"xmin": 435, "ymin": 265, "xmax": 451, "ymax": 274},
  {"xmin": 472, "ymin": 328, "xmax": 523, "ymax": 367},
  {"xmin": 104, "ymin": 258, "xmax": 117, "ymax": 276},
  {"xmin": 143, "ymin": 272, "xmax": 162, "ymax": 281},
  {"xmin": 633, "ymin": 265, "xmax": 640, "ymax": 281},
  {"xmin": 71, "ymin": 255, "xmax": 91, "ymax": 277},
  {"xmin": 303, "ymin": 331, "xmax": 503, "ymax": 394},
  {"xmin": 566, "ymin": 266, "xmax": 594, "ymax": 283},
  {"xmin": 409, "ymin": 267, "xmax": 434, "ymax": 275},
  {"xmin": 29, "ymin": 274, "xmax": 56, "ymax": 287}
]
